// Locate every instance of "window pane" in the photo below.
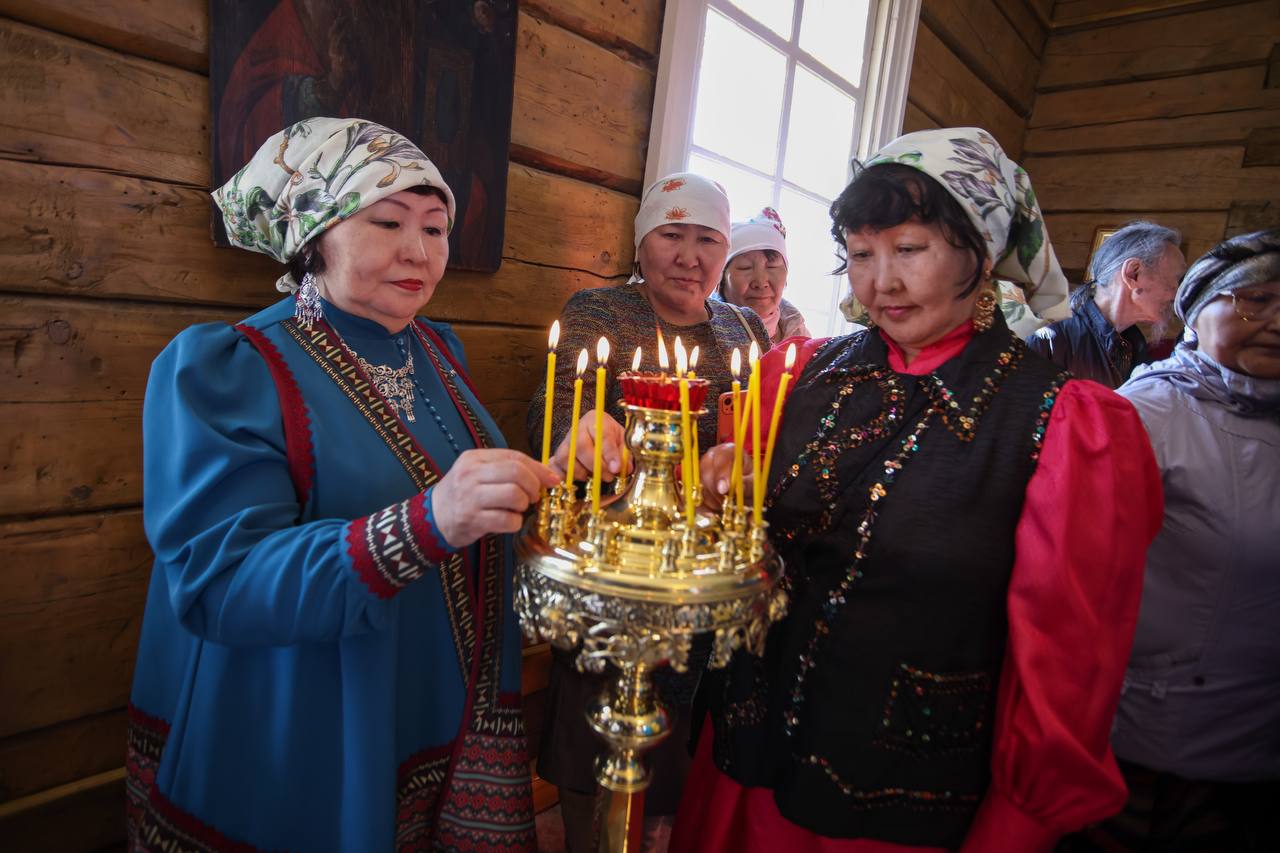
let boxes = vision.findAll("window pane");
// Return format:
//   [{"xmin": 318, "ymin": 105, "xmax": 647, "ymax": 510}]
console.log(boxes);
[
  {"xmin": 777, "ymin": 188, "xmax": 849, "ymax": 337},
  {"xmin": 782, "ymin": 65, "xmax": 856, "ymax": 197},
  {"xmin": 687, "ymin": 151, "xmax": 774, "ymax": 223},
  {"xmin": 798, "ymin": 0, "xmax": 872, "ymax": 86},
  {"xmin": 692, "ymin": 9, "xmax": 787, "ymax": 174},
  {"xmin": 726, "ymin": 0, "xmax": 794, "ymax": 39}
]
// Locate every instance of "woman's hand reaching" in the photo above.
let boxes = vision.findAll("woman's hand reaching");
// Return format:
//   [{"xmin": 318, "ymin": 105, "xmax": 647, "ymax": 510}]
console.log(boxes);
[
  {"xmin": 552, "ymin": 412, "xmax": 627, "ymax": 483},
  {"xmin": 432, "ymin": 449, "xmax": 560, "ymax": 548}
]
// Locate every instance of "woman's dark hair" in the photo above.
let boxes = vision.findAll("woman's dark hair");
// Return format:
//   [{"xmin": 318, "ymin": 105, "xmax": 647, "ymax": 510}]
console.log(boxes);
[
  {"xmin": 287, "ymin": 184, "xmax": 447, "ymax": 282},
  {"xmin": 829, "ymin": 163, "xmax": 986, "ymax": 298}
]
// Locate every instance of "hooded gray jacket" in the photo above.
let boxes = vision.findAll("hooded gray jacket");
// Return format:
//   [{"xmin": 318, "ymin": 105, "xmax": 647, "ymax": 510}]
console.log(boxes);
[{"xmin": 1113, "ymin": 344, "xmax": 1280, "ymax": 781}]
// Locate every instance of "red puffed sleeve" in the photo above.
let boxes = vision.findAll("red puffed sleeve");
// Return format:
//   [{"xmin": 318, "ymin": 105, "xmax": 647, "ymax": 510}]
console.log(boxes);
[{"xmin": 961, "ymin": 379, "xmax": 1163, "ymax": 852}]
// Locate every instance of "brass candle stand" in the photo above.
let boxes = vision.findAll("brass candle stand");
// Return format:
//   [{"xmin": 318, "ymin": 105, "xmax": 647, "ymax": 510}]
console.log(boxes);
[{"xmin": 515, "ymin": 374, "xmax": 787, "ymax": 852}]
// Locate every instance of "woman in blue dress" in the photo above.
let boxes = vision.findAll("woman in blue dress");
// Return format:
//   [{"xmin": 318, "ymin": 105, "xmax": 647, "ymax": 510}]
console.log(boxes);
[{"xmin": 125, "ymin": 117, "xmax": 558, "ymax": 852}]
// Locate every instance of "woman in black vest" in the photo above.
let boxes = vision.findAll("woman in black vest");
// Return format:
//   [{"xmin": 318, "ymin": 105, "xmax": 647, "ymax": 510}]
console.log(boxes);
[{"xmin": 671, "ymin": 128, "xmax": 1164, "ymax": 852}]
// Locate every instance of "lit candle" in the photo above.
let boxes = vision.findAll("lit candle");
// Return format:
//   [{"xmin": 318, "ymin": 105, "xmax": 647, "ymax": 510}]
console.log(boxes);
[
  {"xmin": 656, "ymin": 328, "xmax": 670, "ymax": 374},
  {"xmin": 762, "ymin": 343, "xmax": 797, "ymax": 490},
  {"xmin": 676, "ymin": 342, "xmax": 695, "ymax": 527},
  {"xmin": 687, "ymin": 344, "xmax": 701, "ymax": 496},
  {"xmin": 673, "ymin": 336, "xmax": 686, "ymax": 378},
  {"xmin": 749, "ymin": 341, "xmax": 763, "ymax": 525},
  {"xmin": 564, "ymin": 348, "xmax": 589, "ymax": 492},
  {"xmin": 729, "ymin": 348, "xmax": 743, "ymax": 514},
  {"xmin": 540, "ymin": 320, "xmax": 560, "ymax": 466},
  {"xmin": 590, "ymin": 337, "xmax": 611, "ymax": 513},
  {"xmin": 621, "ymin": 347, "xmax": 640, "ymax": 478}
]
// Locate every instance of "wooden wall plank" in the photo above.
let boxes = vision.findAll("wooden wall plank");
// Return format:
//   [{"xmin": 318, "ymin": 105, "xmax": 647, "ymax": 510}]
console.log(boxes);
[
  {"xmin": 1052, "ymin": 0, "xmax": 1230, "ymax": 28},
  {"xmin": 0, "ymin": 710, "xmax": 125, "ymax": 801},
  {"xmin": 907, "ymin": 22, "xmax": 1027, "ymax": 157},
  {"xmin": 0, "ymin": 401, "xmax": 140, "ymax": 516},
  {"xmin": 1040, "ymin": 1, "xmax": 1280, "ymax": 89},
  {"xmin": 1030, "ymin": 66, "xmax": 1277, "ymax": 130},
  {"xmin": 1025, "ymin": 145, "xmax": 1280, "ymax": 210},
  {"xmin": 0, "ymin": 13, "xmax": 654, "ymax": 189},
  {"xmin": 0, "ymin": 18, "xmax": 209, "ymax": 185},
  {"xmin": 902, "ymin": 100, "xmax": 942, "ymax": 134},
  {"xmin": 1025, "ymin": 106, "xmax": 1280, "ymax": 154},
  {"xmin": 512, "ymin": 11, "xmax": 655, "ymax": 188},
  {"xmin": 1046, "ymin": 210, "xmax": 1229, "ymax": 274},
  {"xmin": 0, "ymin": 159, "xmax": 632, "ymax": 324},
  {"xmin": 994, "ymin": 0, "xmax": 1049, "ymax": 54},
  {"xmin": 920, "ymin": 0, "xmax": 1041, "ymax": 115},
  {"xmin": 0, "ymin": 770, "xmax": 126, "ymax": 852},
  {"xmin": 0, "ymin": 511, "xmax": 150, "ymax": 737},
  {"xmin": 0, "ymin": 0, "xmax": 205, "ymax": 71},
  {"xmin": 522, "ymin": 0, "xmax": 662, "ymax": 59}
]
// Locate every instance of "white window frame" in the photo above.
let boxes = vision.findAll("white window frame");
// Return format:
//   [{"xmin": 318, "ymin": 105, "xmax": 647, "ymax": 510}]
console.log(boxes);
[
  {"xmin": 646, "ymin": 0, "xmax": 921, "ymax": 188},
  {"xmin": 644, "ymin": 1, "xmax": 921, "ymax": 336}
]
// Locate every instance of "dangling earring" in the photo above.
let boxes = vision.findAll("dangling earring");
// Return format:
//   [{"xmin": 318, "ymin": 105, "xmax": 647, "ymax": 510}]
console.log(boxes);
[
  {"xmin": 972, "ymin": 280, "xmax": 998, "ymax": 333},
  {"xmin": 295, "ymin": 271, "xmax": 323, "ymax": 327}
]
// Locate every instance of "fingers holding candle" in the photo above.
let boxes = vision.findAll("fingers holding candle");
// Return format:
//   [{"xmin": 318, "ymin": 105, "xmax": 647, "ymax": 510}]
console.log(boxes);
[{"xmin": 552, "ymin": 411, "xmax": 624, "ymax": 482}]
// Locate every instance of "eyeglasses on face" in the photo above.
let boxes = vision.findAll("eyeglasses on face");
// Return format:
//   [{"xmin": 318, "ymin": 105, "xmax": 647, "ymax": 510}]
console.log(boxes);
[{"xmin": 1230, "ymin": 288, "xmax": 1280, "ymax": 323}]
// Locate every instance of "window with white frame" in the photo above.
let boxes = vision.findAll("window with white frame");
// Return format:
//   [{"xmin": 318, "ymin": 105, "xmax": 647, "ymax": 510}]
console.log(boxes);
[{"xmin": 646, "ymin": 0, "xmax": 920, "ymax": 337}]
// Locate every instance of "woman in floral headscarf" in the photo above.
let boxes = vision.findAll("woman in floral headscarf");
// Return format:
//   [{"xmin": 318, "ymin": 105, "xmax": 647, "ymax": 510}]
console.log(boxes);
[
  {"xmin": 719, "ymin": 207, "xmax": 812, "ymax": 345},
  {"xmin": 527, "ymin": 172, "xmax": 768, "ymax": 853},
  {"xmin": 671, "ymin": 128, "xmax": 1163, "ymax": 851},
  {"xmin": 125, "ymin": 118, "xmax": 561, "ymax": 851}
]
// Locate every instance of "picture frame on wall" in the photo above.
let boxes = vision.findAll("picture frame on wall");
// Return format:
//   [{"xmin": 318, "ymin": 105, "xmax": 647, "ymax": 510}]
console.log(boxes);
[
  {"xmin": 209, "ymin": 0, "xmax": 518, "ymax": 272},
  {"xmin": 1086, "ymin": 226, "xmax": 1120, "ymax": 280}
]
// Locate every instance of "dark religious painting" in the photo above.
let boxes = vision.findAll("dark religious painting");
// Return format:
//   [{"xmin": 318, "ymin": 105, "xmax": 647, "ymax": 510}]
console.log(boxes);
[{"xmin": 210, "ymin": 0, "xmax": 517, "ymax": 272}]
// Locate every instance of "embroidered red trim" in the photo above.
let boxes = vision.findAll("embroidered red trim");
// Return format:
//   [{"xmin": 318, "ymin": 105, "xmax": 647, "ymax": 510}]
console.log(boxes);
[
  {"xmin": 415, "ymin": 322, "xmax": 484, "ymax": 401},
  {"xmin": 345, "ymin": 514, "xmax": 399, "ymax": 599},
  {"xmin": 235, "ymin": 323, "xmax": 315, "ymax": 505},
  {"xmin": 407, "ymin": 490, "xmax": 452, "ymax": 563},
  {"xmin": 346, "ymin": 492, "xmax": 453, "ymax": 600},
  {"xmin": 143, "ymin": 786, "xmax": 263, "ymax": 853}
]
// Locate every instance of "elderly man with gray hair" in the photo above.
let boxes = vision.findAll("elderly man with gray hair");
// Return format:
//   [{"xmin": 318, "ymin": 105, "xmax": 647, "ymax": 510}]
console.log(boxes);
[{"xmin": 1026, "ymin": 221, "xmax": 1187, "ymax": 388}]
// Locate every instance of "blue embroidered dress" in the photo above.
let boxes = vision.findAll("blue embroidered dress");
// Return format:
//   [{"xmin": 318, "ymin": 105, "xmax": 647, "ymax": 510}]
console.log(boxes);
[{"xmin": 126, "ymin": 297, "xmax": 534, "ymax": 852}]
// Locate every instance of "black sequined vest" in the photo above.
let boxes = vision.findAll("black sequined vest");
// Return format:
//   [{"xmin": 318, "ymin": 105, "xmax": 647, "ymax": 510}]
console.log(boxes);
[{"xmin": 707, "ymin": 317, "xmax": 1067, "ymax": 847}]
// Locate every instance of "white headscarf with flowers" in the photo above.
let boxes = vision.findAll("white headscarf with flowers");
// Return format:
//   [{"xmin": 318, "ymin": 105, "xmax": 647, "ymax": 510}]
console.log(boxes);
[
  {"xmin": 212, "ymin": 117, "xmax": 456, "ymax": 294},
  {"xmin": 629, "ymin": 172, "xmax": 732, "ymax": 284},
  {"xmin": 859, "ymin": 128, "xmax": 1069, "ymax": 336}
]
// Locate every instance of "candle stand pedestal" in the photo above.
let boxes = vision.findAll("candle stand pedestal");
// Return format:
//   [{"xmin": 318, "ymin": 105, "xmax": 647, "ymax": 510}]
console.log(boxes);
[{"xmin": 515, "ymin": 375, "xmax": 786, "ymax": 853}]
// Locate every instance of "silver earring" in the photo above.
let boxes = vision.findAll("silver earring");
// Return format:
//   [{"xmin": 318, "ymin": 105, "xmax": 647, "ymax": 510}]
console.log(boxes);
[{"xmin": 295, "ymin": 271, "xmax": 323, "ymax": 327}]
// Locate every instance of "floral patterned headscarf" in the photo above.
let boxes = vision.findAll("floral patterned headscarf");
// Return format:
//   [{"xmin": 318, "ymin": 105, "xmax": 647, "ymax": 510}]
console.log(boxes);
[
  {"xmin": 861, "ymin": 128, "xmax": 1069, "ymax": 335},
  {"xmin": 213, "ymin": 117, "xmax": 456, "ymax": 293}
]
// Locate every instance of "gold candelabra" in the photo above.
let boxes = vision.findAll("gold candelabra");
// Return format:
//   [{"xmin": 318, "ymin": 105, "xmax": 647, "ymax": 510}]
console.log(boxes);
[{"xmin": 515, "ymin": 374, "xmax": 787, "ymax": 852}]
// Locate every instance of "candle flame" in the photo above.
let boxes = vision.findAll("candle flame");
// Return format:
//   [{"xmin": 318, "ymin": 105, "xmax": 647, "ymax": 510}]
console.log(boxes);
[
  {"xmin": 631, "ymin": 347, "xmax": 642, "ymax": 371},
  {"xmin": 675, "ymin": 341, "xmax": 688, "ymax": 376},
  {"xmin": 731, "ymin": 347, "xmax": 741, "ymax": 378},
  {"xmin": 575, "ymin": 348, "xmax": 589, "ymax": 375},
  {"xmin": 548, "ymin": 319, "xmax": 560, "ymax": 350},
  {"xmin": 690, "ymin": 345, "xmax": 700, "ymax": 370},
  {"xmin": 749, "ymin": 340, "xmax": 761, "ymax": 364},
  {"xmin": 656, "ymin": 328, "xmax": 669, "ymax": 369},
  {"xmin": 596, "ymin": 336, "xmax": 610, "ymax": 363},
  {"xmin": 784, "ymin": 342, "xmax": 797, "ymax": 371}
]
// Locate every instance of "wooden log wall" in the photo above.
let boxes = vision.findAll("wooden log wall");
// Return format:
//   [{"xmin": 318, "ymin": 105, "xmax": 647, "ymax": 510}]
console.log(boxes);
[
  {"xmin": 0, "ymin": 0, "xmax": 659, "ymax": 848},
  {"xmin": 1024, "ymin": 0, "xmax": 1280, "ymax": 281},
  {"xmin": 903, "ymin": 0, "xmax": 1055, "ymax": 158}
]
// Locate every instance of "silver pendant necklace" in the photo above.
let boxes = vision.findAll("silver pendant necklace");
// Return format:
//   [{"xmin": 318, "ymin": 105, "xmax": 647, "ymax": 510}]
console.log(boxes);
[{"xmin": 349, "ymin": 346, "xmax": 417, "ymax": 422}]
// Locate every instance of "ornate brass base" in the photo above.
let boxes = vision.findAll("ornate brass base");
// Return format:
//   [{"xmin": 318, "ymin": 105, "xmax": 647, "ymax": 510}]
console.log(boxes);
[{"xmin": 515, "ymin": 395, "xmax": 786, "ymax": 853}]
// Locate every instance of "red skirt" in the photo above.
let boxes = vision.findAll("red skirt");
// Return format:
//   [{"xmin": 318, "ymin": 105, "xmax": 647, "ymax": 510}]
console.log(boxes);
[{"xmin": 670, "ymin": 719, "xmax": 946, "ymax": 853}]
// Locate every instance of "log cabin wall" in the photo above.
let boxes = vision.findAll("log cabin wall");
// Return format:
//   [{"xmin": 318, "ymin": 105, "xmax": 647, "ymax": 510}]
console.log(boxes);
[
  {"xmin": 903, "ymin": 0, "xmax": 1055, "ymax": 158},
  {"xmin": 0, "ymin": 0, "xmax": 658, "ymax": 848},
  {"xmin": 1024, "ymin": 0, "xmax": 1280, "ymax": 283}
]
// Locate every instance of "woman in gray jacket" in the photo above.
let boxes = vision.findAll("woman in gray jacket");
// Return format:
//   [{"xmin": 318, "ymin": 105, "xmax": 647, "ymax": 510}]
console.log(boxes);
[{"xmin": 1094, "ymin": 229, "xmax": 1280, "ymax": 850}]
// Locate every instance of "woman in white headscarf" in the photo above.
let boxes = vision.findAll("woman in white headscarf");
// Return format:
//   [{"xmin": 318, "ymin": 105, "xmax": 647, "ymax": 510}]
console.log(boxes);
[
  {"xmin": 527, "ymin": 172, "xmax": 769, "ymax": 852},
  {"xmin": 672, "ymin": 128, "xmax": 1162, "ymax": 852},
  {"xmin": 719, "ymin": 206, "xmax": 811, "ymax": 344}
]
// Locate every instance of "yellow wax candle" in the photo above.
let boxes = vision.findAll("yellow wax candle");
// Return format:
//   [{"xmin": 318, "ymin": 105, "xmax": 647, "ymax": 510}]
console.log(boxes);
[
  {"xmin": 676, "ymin": 344, "xmax": 695, "ymax": 527},
  {"xmin": 749, "ymin": 342, "xmax": 763, "ymax": 524},
  {"xmin": 621, "ymin": 347, "xmax": 640, "ymax": 478},
  {"xmin": 590, "ymin": 337, "xmax": 610, "ymax": 513},
  {"xmin": 729, "ymin": 348, "xmax": 743, "ymax": 513},
  {"xmin": 540, "ymin": 320, "xmax": 560, "ymax": 465},
  {"xmin": 762, "ymin": 343, "xmax": 798, "ymax": 489},
  {"xmin": 564, "ymin": 348, "xmax": 589, "ymax": 492}
]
